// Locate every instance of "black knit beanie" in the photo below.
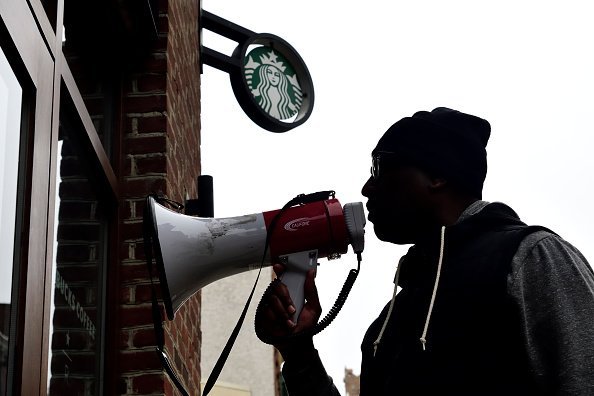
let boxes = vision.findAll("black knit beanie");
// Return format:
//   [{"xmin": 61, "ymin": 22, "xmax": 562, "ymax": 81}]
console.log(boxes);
[{"xmin": 373, "ymin": 107, "xmax": 491, "ymax": 198}]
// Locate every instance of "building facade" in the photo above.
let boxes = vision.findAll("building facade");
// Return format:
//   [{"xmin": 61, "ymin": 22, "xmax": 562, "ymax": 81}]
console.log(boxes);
[
  {"xmin": 201, "ymin": 271, "xmax": 277, "ymax": 396},
  {"xmin": 0, "ymin": 0, "xmax": 207, "ymax": 394}
]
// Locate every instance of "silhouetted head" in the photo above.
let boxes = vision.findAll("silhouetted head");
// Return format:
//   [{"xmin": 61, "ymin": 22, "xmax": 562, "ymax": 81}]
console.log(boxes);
[{"xmin": 362, "ymin": 107, "xmax": 491, "ymax": 244}]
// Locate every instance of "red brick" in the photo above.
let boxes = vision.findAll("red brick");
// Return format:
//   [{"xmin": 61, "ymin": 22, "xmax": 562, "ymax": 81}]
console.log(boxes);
[
  {"xmin": 131, "ymin": 328, "xmax": 157, "ymax": 348},
  {"xmin": 135, "ymin": 155, "xmax": 167, "ymax": 175},
  {"xmin": 123, "ymin": 156, "xmax": 133, "ymax": 176},
  {"xmin": 132, "ymin": 373, "xmax": 165, "ymax": 394},
  {"xmin": 120, "ymin": 241, "xmax": 147, "ymax": 262},
  {"xmin": 137, "ymin": 74, "xmax": 167, "ymax": 93},
  {"xmin": 173, "ymin": 349, "xmax": 184, "ymax": 380},
  {"xmin": 120, "ymin": 263, "xmax": 150, "ymax": 284},
  {"xmin": 125, "ymin": 135, "xmax": 167, "ymax": 155},
  {"xmin": 124, "ymin": 94, "xmax": 167, "ymax": 114},
  {"xmin": 121, "ymin": 199, "xmax": 146, "ymax": 220},
  {"xmin": 157, "ymin": 15, "xmax": 168, "ymax": 34},
  {"xmin": 120, "ymin": 329, "xmax": 130, "ymax": 349},
  {"xmin": 143, "ymin": 55, "xmax": 167, "ymax": 74},
  {"xmin": 135, "ymin": 283, "xmax": 161, "ymax": 304},
  {"xmin": 121, "ymin": 286, "xmax": 132, "ymax": 304},
  {"xmin": 154, "ymin": 35, "xmax": 168, "ymax": 52},
  {"xmin": 117, "ymin": 378, "xmax": 128, "ymax": 395},
  {"xmin": 121, "ymin": 176, "xmax": 167, "ymax": 198},
  {"xmin": 119, "ymin": 350, "xmax": 162, "ymax": 373},
  {"xmin": 121, "ymin": 221, "xmax": 143, "ymax": 241},
  {"xmin": 137, "ymin": 116, "xmax": 167, "ymax": 134},
  {"xmin": 156, "ymin": 0, "xmax": 168, "ymax": 14},
  {"xmin": 120, "ymin": 305, "xmax": 153, "ymax": 328}
]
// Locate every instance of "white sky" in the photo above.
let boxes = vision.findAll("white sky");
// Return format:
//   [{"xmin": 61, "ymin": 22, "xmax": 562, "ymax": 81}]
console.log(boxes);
[{"xmin": 200, "ymin": 1, "xmax": 594, "ymax": 393}]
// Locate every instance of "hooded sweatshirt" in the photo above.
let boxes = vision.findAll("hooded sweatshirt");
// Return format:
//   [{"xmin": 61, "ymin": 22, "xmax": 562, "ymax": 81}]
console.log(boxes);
[{"xmin": 281, "ymin": 201, "xmax": 594, "ymax": 395}]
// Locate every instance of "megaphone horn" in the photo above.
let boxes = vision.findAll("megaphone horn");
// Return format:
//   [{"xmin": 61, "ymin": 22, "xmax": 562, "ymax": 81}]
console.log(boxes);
[{"xmin": 145, "ymin": 194, "xmax": 365, "ymax": 321}]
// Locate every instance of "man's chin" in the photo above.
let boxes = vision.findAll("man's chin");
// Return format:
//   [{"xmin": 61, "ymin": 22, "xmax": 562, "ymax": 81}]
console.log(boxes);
[{"xmin": 373, "ymin": 224, "xmax": 412, "ymax": 245}]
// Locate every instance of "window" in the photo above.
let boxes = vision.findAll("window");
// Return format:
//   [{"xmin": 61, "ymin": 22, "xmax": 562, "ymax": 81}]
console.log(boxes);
[
  {"xmin": 0, "ymin": 44, "xmax": 22, "ymax": 396},
  {"xmin": 2, "ymin": 0, "xmax": 120, "ymax": 392},
  {"xmin": 46, "ymin": 102, "xmax": 110, "ymax": 396}
]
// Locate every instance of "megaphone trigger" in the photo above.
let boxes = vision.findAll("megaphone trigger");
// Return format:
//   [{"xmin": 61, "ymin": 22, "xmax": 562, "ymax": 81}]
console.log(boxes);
[{"xmin": 278, "ymin": 250, "xmax": 319, "ymax": 322}]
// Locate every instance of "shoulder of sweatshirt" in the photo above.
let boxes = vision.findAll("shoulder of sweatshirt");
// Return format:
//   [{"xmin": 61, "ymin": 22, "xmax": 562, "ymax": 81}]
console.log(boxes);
[
  {"xmin": 506, "ymin": 230, "xmax": 594, "ymax": 394},
  {"xmin": 508, "ymin": 229, "xmax": 594, "ymax": 289}
]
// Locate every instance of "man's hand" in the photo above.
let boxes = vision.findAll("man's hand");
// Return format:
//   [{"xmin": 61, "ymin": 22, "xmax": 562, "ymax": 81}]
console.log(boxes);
[{"xmin": 255, "ymin": 264, "xmax": 322, "ymax": 361}]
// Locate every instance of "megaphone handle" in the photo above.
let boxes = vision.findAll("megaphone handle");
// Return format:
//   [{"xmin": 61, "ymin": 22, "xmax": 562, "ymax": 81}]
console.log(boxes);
[{"xmin": 278, "ymin": 250, "xmax": 319, "ymax": 323}]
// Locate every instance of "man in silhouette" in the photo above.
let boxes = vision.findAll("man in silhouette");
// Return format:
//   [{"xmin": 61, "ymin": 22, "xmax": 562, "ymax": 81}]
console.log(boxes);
[{"xmin": 256, "ymin": 107, "xmax": 594, "ymax": 395}]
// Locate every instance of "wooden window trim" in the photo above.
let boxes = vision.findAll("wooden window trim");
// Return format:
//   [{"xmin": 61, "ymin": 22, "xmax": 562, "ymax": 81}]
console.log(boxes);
[{"xmin": 2, "ymin": 0, "xmax": 119, "ymax": 393}]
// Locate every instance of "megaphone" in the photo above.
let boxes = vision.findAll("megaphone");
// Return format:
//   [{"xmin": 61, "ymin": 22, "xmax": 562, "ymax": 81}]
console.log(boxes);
[{"xmin": 145, "ymin": 194, "xmax": 366, "ymax": 321}]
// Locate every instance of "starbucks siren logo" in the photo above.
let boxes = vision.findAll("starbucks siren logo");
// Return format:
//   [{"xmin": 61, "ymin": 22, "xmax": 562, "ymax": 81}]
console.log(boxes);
[{"xmin": 244, "ymin": 47, "xmax": 303, "ymax": 120}]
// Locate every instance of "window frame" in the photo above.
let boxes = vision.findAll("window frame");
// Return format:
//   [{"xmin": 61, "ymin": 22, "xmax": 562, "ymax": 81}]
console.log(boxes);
[{"xmin": 0, "ymin": 0, "xmax": 118, "ymax": 393}]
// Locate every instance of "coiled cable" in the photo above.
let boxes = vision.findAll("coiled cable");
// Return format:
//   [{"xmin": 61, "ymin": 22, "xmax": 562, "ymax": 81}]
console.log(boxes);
[{"xmin": 255, "ymin": 252, "xmax": 361, "ymax": 345}]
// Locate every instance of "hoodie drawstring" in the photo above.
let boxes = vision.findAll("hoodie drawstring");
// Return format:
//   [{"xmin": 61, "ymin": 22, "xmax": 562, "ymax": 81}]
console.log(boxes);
[
  {"xmin": 373, "ymin": 257, "xmax": 404, "ymax": 357},
  {"xmin": 373, "ymin": 226, "xmax": 446, "ymax": 357},
  {"xmin": 420, "ymin": 225, "xmax": 446, "ymax": 351}
]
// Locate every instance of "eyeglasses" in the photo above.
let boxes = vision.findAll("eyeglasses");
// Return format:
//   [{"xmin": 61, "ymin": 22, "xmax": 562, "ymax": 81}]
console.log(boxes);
[{"xmin": 370, "ymin": 151, "xmax": 398, "ymax": 180}]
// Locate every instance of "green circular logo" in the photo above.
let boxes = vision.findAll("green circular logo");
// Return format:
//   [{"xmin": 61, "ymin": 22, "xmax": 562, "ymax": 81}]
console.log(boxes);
[{"xmin": 244, "ymin": 46, "xmax": 303, "ymax": 120}]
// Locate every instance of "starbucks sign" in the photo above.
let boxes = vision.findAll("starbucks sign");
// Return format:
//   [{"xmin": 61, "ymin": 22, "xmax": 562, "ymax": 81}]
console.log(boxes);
[
  {"xmin": 200, "ymin": 11, "xmax": 314, "ymax": 132},
  {"xmin": 244, "ymin": 47, "xmax": 303, "ymax": 121},
  {"xmin": 229, "ymin": 34, "xmax": 314, "ymax": 132}
]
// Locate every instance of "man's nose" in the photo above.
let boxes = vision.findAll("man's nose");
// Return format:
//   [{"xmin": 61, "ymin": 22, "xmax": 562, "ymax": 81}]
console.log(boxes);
[{"xmin": 361, "ymin": 176, "xmax": 374, "ymax": 198}]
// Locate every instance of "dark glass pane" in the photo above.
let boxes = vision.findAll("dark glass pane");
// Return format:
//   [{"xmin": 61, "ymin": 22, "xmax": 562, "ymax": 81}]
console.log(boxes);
[{"xmin": 47, "ymin": 125, "xmax": 107, "ymax": 396}]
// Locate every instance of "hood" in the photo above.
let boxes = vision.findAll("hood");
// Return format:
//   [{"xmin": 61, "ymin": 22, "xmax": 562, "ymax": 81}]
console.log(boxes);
[
  {"xmin": 372, "ymin": 202, "xmax": 526, "ymax": 355},
  {"xmin": 399, "ymin": 202, "xmax": 525, "ymax": 289}
]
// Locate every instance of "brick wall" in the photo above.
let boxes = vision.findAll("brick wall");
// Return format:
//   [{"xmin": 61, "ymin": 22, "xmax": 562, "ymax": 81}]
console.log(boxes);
[
  {"xmin": 62, "ymin": 0, "xmax": 201, "ymax": 393},
  {"xmin": 164, "ymin": 1, "xmax": 202, "ymax": 390},
  {"xmin": 118, "ymin": 0, "xmax": 202, "ymax": 394}
]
